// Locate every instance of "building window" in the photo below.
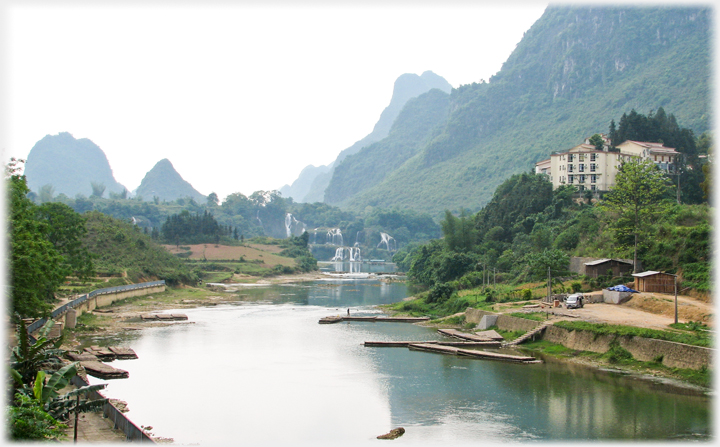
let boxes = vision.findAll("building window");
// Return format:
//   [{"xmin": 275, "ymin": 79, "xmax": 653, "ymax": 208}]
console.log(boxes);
[
  {"xmin": 590, "ymin": 163, "xmax": 596, "ymax": 172},
  {"xmin": 590, "ymin": 153, "xmax": 596, "ymax": 162},
  {"xmin": 591, "ymin": 185, "xmax": 596, "ymax": 191},
  {"xmin": 579, "ymin": 154, "xmax": 585, "ymax": 162},
  {"xmin": 654, "ymin": 155, "xmax": 657, "ymax": 161},
  {"xmin": 591, "ymin": 174, "xmax": 597, "ymax": 183},
  {"xmin": 568, "ymin": 164, "xmax": 574, "ymax": 173},
  {"xmin": 579, "ymin": 164, "xmax": 585, "ymax": 172},
  {"xmin": 568, "ymin": 154, "xmax": 575, "ymax": 162},
  {"xmin": 578, "ymin": 185, "xmax": 585, "ymax": 191},
  {"xmin": 568, "ymin": 175, "xmax": 574, "ymax": 184},
  {"xmin": 579, "ymin": 175, "xmax": 585, "ymax": 183}
]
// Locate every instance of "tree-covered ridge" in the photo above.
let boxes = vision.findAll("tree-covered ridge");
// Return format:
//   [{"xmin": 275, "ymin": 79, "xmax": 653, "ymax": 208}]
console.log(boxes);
[
  {"xmin": 324, "ymin": 88, "xmax": 450, "ymax": 206},
  {"xmin": 81, "ymin": 211, "xmax": 199, "ymax": 285},
  {"xmin": 334, "ymin": 6, "xmax": 711, "ymax": 216}
]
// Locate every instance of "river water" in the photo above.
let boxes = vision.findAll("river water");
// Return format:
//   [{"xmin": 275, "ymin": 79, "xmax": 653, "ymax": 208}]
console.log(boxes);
[{"xmin": 86, "ymin": 278, "xmax": 711, "ymax": 445}]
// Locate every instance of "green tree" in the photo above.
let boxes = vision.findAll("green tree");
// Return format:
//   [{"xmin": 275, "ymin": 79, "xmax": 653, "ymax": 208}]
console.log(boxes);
[
  {"xmin": 7, "ymin": 161, "xmax": 66, "ymax": 319},
  {"xmin": 600, "ymin": 158, "xmax": 670, "ymax": 272},
  {"xmin": 38, "ymin": 184, "xmax": 55, "ymax": 203},
  {"xmin": 90, "ymin": 181, "xmax": 106, "ymax": 198},
  {"xmin": 441, "ymin": 208, "xmax": 476, "ymax": 252},
  {"xmin": 526, "ymin": 248, "xmax": 570, "ymax": 279},
  {"xmin": 588, "ymin": 133, "xmax": 604, "ymax": 151},
  {"xmin": 36, "ymin": 202, "xmax": 95, "ymax": 279}
]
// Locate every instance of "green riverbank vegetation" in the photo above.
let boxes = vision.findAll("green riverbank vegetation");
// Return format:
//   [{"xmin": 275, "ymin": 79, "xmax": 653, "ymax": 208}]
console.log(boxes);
[{"xmin": 391, "ymin": 123, "xmax": 711, "ymax": 320}]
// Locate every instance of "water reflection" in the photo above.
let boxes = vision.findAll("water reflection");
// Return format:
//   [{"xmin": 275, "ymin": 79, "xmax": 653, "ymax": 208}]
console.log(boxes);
[{"xmin": 84, "ymin": 281, "xmax": 711, "ymax": 444}]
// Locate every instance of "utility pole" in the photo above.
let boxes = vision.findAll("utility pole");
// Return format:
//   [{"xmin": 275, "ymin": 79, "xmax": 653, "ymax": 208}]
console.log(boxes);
[
  {"xmin": 674, "ymin": 274, "xmax": 678, "ymax": 324},
  {"xmin": 547, "ymin": 267, "xmax": 551, "ymax": 302}
]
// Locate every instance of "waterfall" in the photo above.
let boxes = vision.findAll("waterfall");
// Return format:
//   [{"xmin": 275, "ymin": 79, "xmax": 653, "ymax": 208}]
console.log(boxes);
[
  {"xmin": 331, "ymin": 247, "xmax": 345, "ymax": 261},
  {"xmin": 285, "ymin": 213, "xmax": 294, "ymax": 238},
  {"xmin": 256, "ymin": 210, "xmax": 262, "ymax": 226},
  {"xmin": 329, "ymin": 246, "xmax": 362, "ymax": 262},
  {"xmin": 377, "ymin": 232, "xmax": 397, "ymax": 252},
  {"xmin": 354, "ymin": 230, "xmax": 365, "ymax": 247},
  {"xmin": 326, "ymin": 228, "xmax": 343, "ymax": 246},
  {"xmin": 285, "ymin": 213, "xmax": 307, "ymax": 238}
]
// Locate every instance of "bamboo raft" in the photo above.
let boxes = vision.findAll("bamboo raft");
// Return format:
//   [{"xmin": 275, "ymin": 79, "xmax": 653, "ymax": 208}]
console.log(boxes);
[
  {"xmin": 319, "ymin": 315, "xmax": 431, "ymax": 324},
  {"xmin": 408, "ymin": 343, "xmax": 541, "ymax": 364},
  {"xmin": 83, "ymin": 346, "xmax": 138, "ymax": 361},
  {"xmin": 364, "ymin": 340, "xmax": 501, "ymax": 348},
  {"xmin": 140, "ymin": 313, "xmax": 188, "ymax": 321},
  {"xmin": 79, "ymin": 360, "xmax": 130, "ymax": 379},
  {"xmin": 437, "ymin": 328, "xmax": 502, "ymax": 342}
]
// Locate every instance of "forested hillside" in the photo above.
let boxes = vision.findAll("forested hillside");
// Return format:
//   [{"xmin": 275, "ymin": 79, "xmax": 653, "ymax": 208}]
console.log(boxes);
[
  {"xmin": 329, "ymin": 6, "xmax": 711, "ymax": 216},
  {"xmin": 325, "ymin": 88, "xmax": 450, "ymax": 206}
]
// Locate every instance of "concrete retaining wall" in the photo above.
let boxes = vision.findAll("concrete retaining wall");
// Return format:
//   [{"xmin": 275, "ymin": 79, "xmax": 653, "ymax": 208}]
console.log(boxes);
[
  {"xmin": 72, "ymin": 285, "xmax": 166, "ymax": 318},
  {"xmin": 542, "ymin": 325, "xmax": 712, "ymax": 370},
  {"xmin": 466, "ymin": 308, "xmax": 711, "ymax": 369},
  {"xmin": 465, "ymin": 308, "xmax": 541, "ymax": 332},
  {"xmin": 71, "ymin": 375, "xmax": 154, "ymax": 443}
]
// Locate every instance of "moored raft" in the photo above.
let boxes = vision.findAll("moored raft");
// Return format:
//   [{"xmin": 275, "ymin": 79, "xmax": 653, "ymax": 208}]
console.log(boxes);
[
  {"xmin": 438, "ymin": 328, "xmax": 497, "ymax": 342},
  {"xmin": 364, "ymin": 340, "xmax": 501, "ymax": 348},
  {"xmin": 80, "ymin": 360, "xmax": 129, "ymax": 379},
  {"xmin": 108, "ymin": 346, "xmax": 138, "ymax": 359},
  {"xmin": 320, "ymin": 315, "xmax": 431, "ymax": 324},
  {"xmin": 140, "ymin": 313, "xmax": 188, "ymax": 321},
  {"xmin": 407, "ymin": 343, "xmax": 541, "ymax": 364},
  {"xmin": 319, "ymin": 316, "xmax": 344, "ymax": 324},
  {"xmin": 67, "ymin": 352, "xmax": 99, "ymax": 362},
  {"xmin": 83, "ymin": 346, "xmax": 115, "ymax": 360}
]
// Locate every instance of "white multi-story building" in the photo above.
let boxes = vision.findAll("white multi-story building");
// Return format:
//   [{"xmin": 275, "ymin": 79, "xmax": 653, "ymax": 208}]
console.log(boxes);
[{"xmin": 535, "ymin": 137, "xmax": 679, "ymax": 192}]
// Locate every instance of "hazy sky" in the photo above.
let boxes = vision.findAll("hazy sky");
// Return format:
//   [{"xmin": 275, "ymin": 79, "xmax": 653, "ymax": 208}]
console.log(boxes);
[{"xmin": 3, "ymin": 1, "xmax": 553, "ymax": 201}]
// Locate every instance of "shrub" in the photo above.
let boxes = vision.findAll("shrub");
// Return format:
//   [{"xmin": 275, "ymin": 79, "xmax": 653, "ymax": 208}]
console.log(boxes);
[
  {"xmin": 521, "ymin": 288, "xmax": 532, "ymax": 300},
  {"xmin": 604, "ymin": 340, "xmax": 633, "ymax": 364},
  {"xmin": 427, "ymin": 283, "xmax": 454, "ymax": 304}
]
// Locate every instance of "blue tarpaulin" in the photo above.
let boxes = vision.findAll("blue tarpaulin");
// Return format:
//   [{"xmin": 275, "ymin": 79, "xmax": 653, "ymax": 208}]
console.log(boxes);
[{"xmin": 606, "ymin": 285, "xmax": 638, "ymax": 293}]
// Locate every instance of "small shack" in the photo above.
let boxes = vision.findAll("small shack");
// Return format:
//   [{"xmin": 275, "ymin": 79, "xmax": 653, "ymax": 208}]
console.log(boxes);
[
  {"xmin": 632, "ymin": 271, "xmax": 676, "ymax": 294},
  {"xmin": 583, "ymin": 258, "xmax": 634, "ymax": 279}
]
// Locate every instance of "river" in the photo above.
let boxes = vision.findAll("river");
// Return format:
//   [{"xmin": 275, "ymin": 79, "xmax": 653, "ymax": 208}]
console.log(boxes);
[{"xmin": 85, "ymin": 277, "xmax": 711, "ymax": 445}]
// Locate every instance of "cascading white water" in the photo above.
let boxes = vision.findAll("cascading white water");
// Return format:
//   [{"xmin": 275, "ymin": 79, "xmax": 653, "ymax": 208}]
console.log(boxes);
[
  {"xmin": 326, "ymin": 228, "xmax": 343, "ymax": 246},
  {"xmin": 285, "ymin": 213, "xmax": 294, "ymax": 238},
  {"xmin": 331, "ymin": 247, "xmax": 345, "ymax": 261},
  {"xmin": 330, "ymin": 246, "xmax": 361, "ymax": 262},
  {"xmin": 285, "ymin": 214, "xmax": 307, "ymax": 238},
  {"xmin": 377, "ymin": 232, "xmax": 397, "ymax": 251}
]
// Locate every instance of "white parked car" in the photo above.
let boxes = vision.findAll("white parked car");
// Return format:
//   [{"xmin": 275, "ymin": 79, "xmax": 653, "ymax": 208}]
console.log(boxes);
[{"xmin": 565, "ymin": 293, "xmax": 584, "ymax": 309}]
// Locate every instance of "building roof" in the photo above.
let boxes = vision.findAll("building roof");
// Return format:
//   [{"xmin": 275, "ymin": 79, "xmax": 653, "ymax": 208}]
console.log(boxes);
[
  {"xmin": 631, "ymin": 271, "xmax": 675, "ymax": 278},
  {"xmin": 584, "ymin": 258, "xmax": 633, "ymax": 266},
  {"xmin": 623, "ymin": 140, "xmax": 678, "ymax": 153}
]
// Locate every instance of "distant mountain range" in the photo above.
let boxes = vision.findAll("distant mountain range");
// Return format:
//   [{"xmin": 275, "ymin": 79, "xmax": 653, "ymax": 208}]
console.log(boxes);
[
  {"xmin": 134, "ymin": 159, "xmax": 205, "ymax": 203},
  {"xmin": 23, "ymin": 133, "xmax": 204, "ymax": 203},
  {"xmin": 279, "ymin": 70, "xmax": 452, "ymax": 203},
  {"xmin": 282, "ymin": 5, "xmax": 711, "ymax": 217},
  {"xmin": 24, "ymin": 132, "xmax": 127, "ymax": 198}
]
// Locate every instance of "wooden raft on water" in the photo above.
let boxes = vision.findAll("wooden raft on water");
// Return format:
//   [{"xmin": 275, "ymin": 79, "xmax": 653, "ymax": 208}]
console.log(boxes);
[
  {"xmin": 140, "ymin": 313, "xmax": 188, "ymax": 321},
  {"xmin": 408, "ymin": 343, "xmax": 541, "ymax": 364},
  {"xmin": 364, "ymin": 340, "xmax": 501, "ymax": 348},
  {"xmin": 319, "ymin": 315, "xmax": 430, "ymax": 324},
  {"xmin": 83, "ymin": 346, "xmax": 138, "ymax": 361},
  {"xmin": 79, "ymin": 361, "xmax": 129, "ymax": 379}
]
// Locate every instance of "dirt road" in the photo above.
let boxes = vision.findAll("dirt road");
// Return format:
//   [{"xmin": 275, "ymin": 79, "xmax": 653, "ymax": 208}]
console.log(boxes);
[{"xmin": 549, "ymin": 292, "xmax": 712, "ymax": 330}]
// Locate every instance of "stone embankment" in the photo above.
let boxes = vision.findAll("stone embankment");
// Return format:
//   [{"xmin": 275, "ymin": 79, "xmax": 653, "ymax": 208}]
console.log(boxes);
[{"xmin": 464, "ymin": 308, "xmax": 712, "ymax": 370}]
